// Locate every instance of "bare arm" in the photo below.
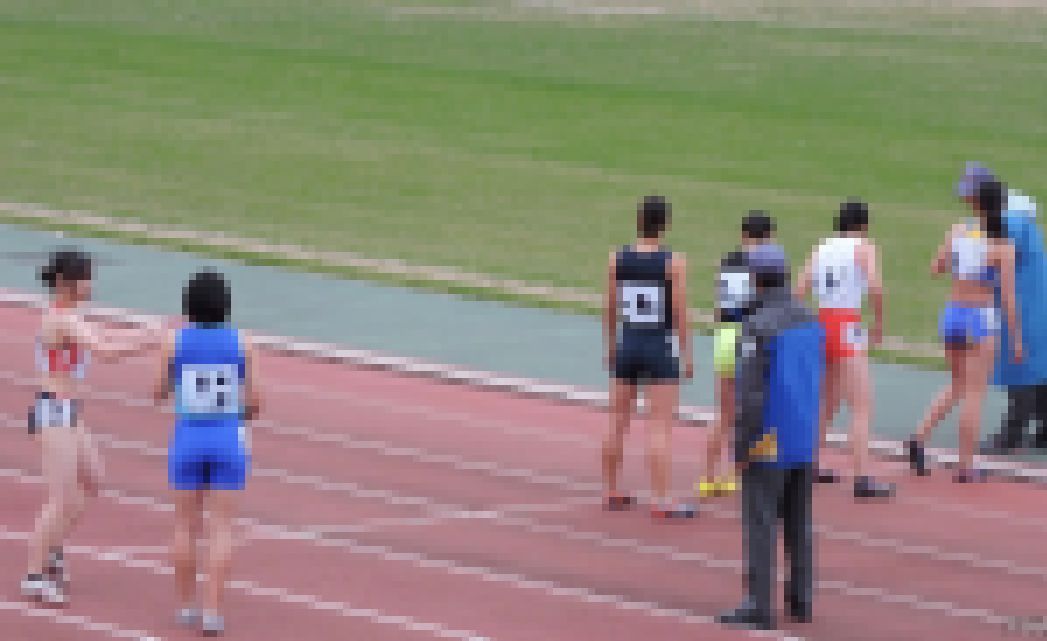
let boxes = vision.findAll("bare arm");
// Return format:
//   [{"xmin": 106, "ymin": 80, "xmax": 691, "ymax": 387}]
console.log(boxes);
[
  {"xmin": 67, "ymin": 315, "xmax": 158, "ymax": 363},
  {"xmin": 930, "ymin": 226, "xmax": 958, "ymax": 276},
  {"xmin": 604, "ymin": 251, "xmax": 618, "ymax": 370},
  {"xmin": 793, "ymin": 251, "xmax": 814, "ymax": 300},
  {"xmin": 153, "ymin": 331, "xmax": 174, "ymax": 404},
  {"xmin": 860, "ymin": 242, "xmax": 884, "ymax": 346},
  {"xmin": 242, "ymin": 335, "xmax": 263, "ymax": 421},
  {"xmin": 998, "ymin": 243, "xmax": 1023, "ymax": 361},
  {"xmin": 671, "ymin": 253, "xmax": 692, "ymax": 378}
]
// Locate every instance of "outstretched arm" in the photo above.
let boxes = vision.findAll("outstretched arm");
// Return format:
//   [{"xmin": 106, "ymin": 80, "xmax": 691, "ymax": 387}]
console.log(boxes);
[{"xmin": 68, "ymin": 316, "xmax": 160, "ymax": 363}]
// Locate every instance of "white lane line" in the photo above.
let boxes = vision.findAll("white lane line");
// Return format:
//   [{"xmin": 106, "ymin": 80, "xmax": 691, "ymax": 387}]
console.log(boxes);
[
  {"xmin": 0, "ymin": 528, "xmax": 491, "ymax": 641},
  {"xmin": 0, "ymin": 598, "xmax": 164, "ymax": 641}
]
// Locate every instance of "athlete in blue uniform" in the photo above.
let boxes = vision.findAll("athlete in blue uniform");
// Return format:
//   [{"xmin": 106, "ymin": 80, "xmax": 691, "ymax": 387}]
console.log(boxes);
[
  {"xmin": 155, "ymin": 269, "xmax": 261, "ymax": 637},
  {"xmin": 603, "ymin": 196, "xmax": 694, "ymax": 519},
  {"xmin": 909, "ymin": 180, "xmax": 1021, "ymax": 482}
]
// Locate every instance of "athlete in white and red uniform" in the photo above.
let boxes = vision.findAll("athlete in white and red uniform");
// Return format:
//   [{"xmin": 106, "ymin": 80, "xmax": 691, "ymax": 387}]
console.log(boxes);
[
  {"xmin": 796, "ymin": 201, "xmax": 894, "ymax": 499},
  {"xmin": 21, "ymin": 249, "xmax": 157, "ymax": 606}
]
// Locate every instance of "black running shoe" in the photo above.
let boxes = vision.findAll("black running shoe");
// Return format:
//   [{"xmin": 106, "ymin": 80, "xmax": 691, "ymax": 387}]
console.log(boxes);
[
  {"xmin": 604, "ymin": 495, "xmax": 636, "ymax": 511},
  {"xmin": 816, "ymin": 468, "xmax": 841, "ymax": 484},
  {"xmin": 651, "ymin": 504, "xmax": 698, "ymax": 520},
  {"xmin": 907, "ymin": 439, "xmax": 929, "ymax": 476},
  {"xmin": 854, "ymin": 476, "xmax": 895, "ymax": 499},
  {"xmin": 953, "ymin": 468, "xmax": 988, "ymax": 484}
]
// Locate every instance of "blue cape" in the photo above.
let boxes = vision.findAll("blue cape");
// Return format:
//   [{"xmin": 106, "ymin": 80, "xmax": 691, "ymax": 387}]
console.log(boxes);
[{"xmin": 994, "ymin": 191, "xmax": 1047, "ymax": 386}]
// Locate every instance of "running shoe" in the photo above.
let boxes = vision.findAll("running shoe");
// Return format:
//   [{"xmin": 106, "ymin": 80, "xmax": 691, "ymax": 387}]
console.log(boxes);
[
  {"xmin": 695, "ymin": 477, "xmax": 717, "ymax": 499},
  {"xmin": 715, "ymin": 475, "xmax": 738, "ymax": 496},
  {"xmin": 201, "ymin": 613, "xmax": 225, "ymax": 637},
  {"xmin": 651, "ymin": 504, "xmax": 698, "ymax": 520},
  {"xmin": 953, "ymin": 468, "xmax": 988, "ymax": 484},
  {"xmin": 815, "ymin": 468, "xmax": 841, "ymax": 484},
  {"xmin": 21, "ymin": 574, "xmax": 67, "ymax": 606},
  {"xmin": 906, "ymin": 439, "xmax": 929, "ymax": 476},
  {"xmin": 604, "ymin": 494, "xmax": 637, "ymax": 511},
  {"xmin": 853, "ymin": 476, "xmax": 895, "ymax": 499},
  {"xmin": 176, "ymin": 606, "xmax": 201, "ymax": 628}
]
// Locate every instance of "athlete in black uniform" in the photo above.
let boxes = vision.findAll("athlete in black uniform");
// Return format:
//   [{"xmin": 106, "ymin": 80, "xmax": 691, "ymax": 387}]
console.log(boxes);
[{"xmin": 603, "ymin": 196, "xmax": 695, "ymax": 519}]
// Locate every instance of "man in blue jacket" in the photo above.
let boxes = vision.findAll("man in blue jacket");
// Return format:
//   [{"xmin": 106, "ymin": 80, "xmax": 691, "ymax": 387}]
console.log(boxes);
[
  {"xmin": 717, "ymin": 244, "xmax": 824, "ymax": 631},
  {"xmin": 956, "ymin": 163, "xmax": 1047, "ymax": 453}
]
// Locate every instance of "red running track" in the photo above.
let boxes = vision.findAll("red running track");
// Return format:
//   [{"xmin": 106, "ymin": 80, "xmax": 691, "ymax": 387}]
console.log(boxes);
[{"xmin": 0, "ymin": 303, "xmax": 1044, "ymax": 641}]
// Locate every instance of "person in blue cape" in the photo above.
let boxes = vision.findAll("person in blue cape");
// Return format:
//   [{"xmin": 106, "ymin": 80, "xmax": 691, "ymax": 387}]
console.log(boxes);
[
  {"xmin": 957, "ymin": 163, "xmax": 1047, "ymax": 453},
  {"xmin": 717, "ymin": 243, "xmax": 823, "ymax": 631}
]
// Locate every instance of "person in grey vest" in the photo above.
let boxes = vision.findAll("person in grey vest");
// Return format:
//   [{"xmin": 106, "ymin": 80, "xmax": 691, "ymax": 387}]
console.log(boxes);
[{"xmin": 717, "ymin": 244, "xmax": 823, "ymax": 631}]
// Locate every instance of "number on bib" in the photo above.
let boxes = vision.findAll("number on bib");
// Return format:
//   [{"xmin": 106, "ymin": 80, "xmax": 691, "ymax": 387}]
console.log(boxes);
[
  {"xmin": 620, "ymin": 283, "xmax": 664, "ymax": 325},
  {"xmin": 180, "ymin": 364, "xmax": 239, "ymax": 415},
  {"xmin": 844, "ymin": 322, "xmax": 867, "ymax": 350},
  {"xmin": 823, "ymin": 269, "xmax": 838, "ymax": 290}
]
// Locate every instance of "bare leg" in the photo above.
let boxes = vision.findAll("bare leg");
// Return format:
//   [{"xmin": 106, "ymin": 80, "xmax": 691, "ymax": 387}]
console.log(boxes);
[
  {"xmin": 28, "ymin": 428, "xmax": 82, "ymax": 577},
  {"xmin": 819, "ymin": 361, "xmax": 842, "ymax": 452},
  {"xmin": 203, "ymin": 492, "xmax": 235, "ymax": 616},
  {"xmin": 705, "ymin": 375, "xmax": 734, "ymax": 481},
  {"xmin": 173, "ymin": 490, "xmax": 204, "ymax": 609},
  {"xmin": 958, "ymin": 337, "xmax": 995, "ymax": 470},
  {"xmin": 840, "ymin": 355, "xmax": 872, "ymax": 478},
  {"xmin": 646, "ymin": 382, "xmax": 679, "ymax": 505},
  {"xmin": 603, "ymin": 380, "xmax": 636, "ymax": 499},
  {"xmin": 916, "ymin": 347, "xmax": 964, "ymax": 443}
]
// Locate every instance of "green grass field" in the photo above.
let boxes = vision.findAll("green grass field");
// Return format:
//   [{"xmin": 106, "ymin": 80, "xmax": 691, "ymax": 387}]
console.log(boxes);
[{"xmin": 1, "ymin": 0, "xmax": 1045, "ymax": 343}]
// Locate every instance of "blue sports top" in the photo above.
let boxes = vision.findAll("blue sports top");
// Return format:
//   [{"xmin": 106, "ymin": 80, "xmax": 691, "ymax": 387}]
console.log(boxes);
[
  {"xmin": 615, "ymin": 245, "xmax": 674, "ymax": 333},
  {"xmin": 172, "ymin": 324, "xmax": 246, "ymax": 426}
]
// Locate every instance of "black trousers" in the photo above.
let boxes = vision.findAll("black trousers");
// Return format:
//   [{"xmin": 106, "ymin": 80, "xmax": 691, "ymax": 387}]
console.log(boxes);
[
  {"xmin": 741, "ymin": 464, "xmax": 814, "ymax": 620},
  {"xmin": 995, "ymin": 384, "xmax": 1047, "ymax": 448}
]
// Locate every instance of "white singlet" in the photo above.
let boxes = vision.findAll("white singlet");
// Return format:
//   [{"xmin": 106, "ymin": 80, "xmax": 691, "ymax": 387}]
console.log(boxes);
[{"xmin": 812, "ymin": 236, "xmax": 867, "ymax": 310}]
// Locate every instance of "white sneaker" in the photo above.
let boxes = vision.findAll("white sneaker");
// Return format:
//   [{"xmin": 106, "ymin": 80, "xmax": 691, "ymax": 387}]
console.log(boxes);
[
  {"xmin": 176, "ymin": 606, "xmax": 201, "ymax": 627},
  {"xmin": 201, "ymin": 613, "xmax": 225, "ymax": 637},
  {"xmin": 21, "ymin": 575, "xmax": 67, "ymax": 606}
]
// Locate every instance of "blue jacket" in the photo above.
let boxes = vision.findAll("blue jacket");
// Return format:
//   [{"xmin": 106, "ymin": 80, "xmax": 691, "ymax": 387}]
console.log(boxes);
[
  {"xmin": 734, "ymin": 288, "xmax": 824, "ymax": 468},
  {"xmin": 994, "ymin": 191, "xmax": 1047, "ymax": 386}
]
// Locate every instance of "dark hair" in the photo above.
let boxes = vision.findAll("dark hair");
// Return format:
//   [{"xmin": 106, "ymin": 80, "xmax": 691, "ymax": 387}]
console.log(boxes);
[
  {"xmin": 754, "ymin": 270, "xmax": 787, "ymax": 290},
  {"xmin": 637, "ymin": 195, "xmax": 670, "ymax": 239},
  {"xmin": 39, "ymin": 248, "xmax": 92, "ymax": 289},
  {"xmin": 741, "ymin": 211, "xmax": 775, "ymax": 240},
  {"xmin": 720, "ymin": 249, "xmax": 747, "ymax": 270},
  {"xmin": 835, "ymin": 199, "xmax": 869, "ymax": 233},
  {"xmin": 975, "ymin": 180, "xmax": 1006, "ymax": 239},
  {"xmin": 182, "ymin": 269, "xmax": 231, "ymax": 324}
]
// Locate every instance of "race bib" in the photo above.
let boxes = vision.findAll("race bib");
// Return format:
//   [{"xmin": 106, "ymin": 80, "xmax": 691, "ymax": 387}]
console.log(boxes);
[
  {"xmin": 844, "ymin": 322, "xmax": 867, "ymax": 350},
  {"xmin": 717, "ymin": 272, "xmax": 751, "ymax": 311},
  {"xmin": 951, "ymin": 232, "xmax": 987, "ymax": 279},
  {"xmin": 179, "ymin": 364, "xmax": 240, "ymax": 415},
  {"xmin": 619, "ymin": 282, "xmax": 665, "ymax": 326}
]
